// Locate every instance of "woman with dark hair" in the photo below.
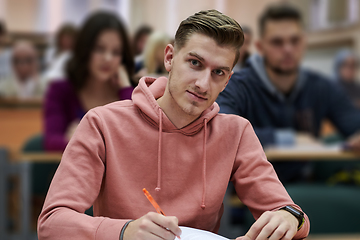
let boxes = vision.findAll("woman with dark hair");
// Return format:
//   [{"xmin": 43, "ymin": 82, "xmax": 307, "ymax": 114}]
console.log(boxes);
[{"xmin": 44, "ymin": 11, "xmax": 134, "ymax": 151}]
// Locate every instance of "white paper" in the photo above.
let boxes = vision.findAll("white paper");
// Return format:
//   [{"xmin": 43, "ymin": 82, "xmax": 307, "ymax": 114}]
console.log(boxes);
[{"xmin": 179, "ymin": 226, "xmax": 230, "ymax": 240}]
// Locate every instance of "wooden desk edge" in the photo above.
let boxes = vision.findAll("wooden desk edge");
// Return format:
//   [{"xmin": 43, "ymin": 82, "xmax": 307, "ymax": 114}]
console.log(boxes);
[
  {"xmin": 11, "ymin": 150, "xmax": 360, "ymax": 163},
  {"xmin": 13, "ymin": 152, "xmax": 63, "ymax": 163}
]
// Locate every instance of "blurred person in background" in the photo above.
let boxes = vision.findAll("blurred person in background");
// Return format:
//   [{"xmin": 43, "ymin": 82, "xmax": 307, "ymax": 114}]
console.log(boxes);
[
  {"xmin": 217, "ymin": 4, "xmax": 360, "ymax": 183},
  {"xmin": 233, "ymin": 26, "xmax": 253, "ymax": 72},
  {"xmin": 44, "ymin": 23, "xmax": 77, "ymax": 66},
  {"xmin": 42, "ymin": 23, "xmax": 77, "ymax": 86},
  {"xmin": 334, "ymin": 49, "xmax": 360, "ymax": 109},
  {"xmin": 133, "ymin": 24, "xmax": 153, "ymax": 63},
  {"xmin": 0, "ymin": 20, "xmax": 12, "ymax": 81},
  {"xmin": 44, "ymin": 11, "xmax": 134, "ymax": 151},
  {"xmin": 0, "ymin": 40, "xmax": 44, "ymax": 99},
  {"xmin": 134, "ymin": 32, "xmax": 171, "ymax": 82}
]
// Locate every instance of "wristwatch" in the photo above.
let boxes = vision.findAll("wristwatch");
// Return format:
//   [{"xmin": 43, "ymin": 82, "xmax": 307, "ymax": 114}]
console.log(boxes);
[{"xmin": 280, "ymin": 206, "xmax": 305, "ymax": 230}]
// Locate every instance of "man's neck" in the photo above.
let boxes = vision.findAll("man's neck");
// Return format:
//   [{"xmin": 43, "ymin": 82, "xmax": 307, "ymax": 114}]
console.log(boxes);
[
  {"xmin": 157, "ymin": 91, "xmax": 200, "ymax": 129},
  {"xmin": 265, "ymin": 65, "xmax": 298, "ymax": 95}
]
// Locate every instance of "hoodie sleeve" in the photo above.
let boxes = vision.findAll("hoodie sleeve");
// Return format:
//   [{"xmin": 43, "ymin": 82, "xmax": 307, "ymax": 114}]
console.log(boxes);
[
  {"xmin": 216, "ymin": 72, "xmax": 247, "ymax": 116},
  {"xmin": 217, "ymin": 73, "xmax": 287, "ymax": 147},
  {"xmin": 231, "ymin": 121, "xmax": 310, "ymax": 239},
  {"xmin": 38, "ymin": 109, "xmax": 131, "ymax": 240}
]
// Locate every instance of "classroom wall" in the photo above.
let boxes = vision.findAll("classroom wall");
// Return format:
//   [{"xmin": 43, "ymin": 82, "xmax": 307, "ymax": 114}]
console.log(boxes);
[{"xmin": 2, "ymin": 0, "xmax": 38, "ymax": 32}]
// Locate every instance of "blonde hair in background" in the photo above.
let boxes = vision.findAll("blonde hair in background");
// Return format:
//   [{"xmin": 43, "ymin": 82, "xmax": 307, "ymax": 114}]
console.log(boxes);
[{"xmin": 143, "ymin": 32, "xmax": 171, "ymax": 74}]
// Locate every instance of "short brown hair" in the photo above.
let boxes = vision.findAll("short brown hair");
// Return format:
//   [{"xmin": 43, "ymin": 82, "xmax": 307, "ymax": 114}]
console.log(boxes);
[
  {"xmin": 174, "ymin": 9, "xmax": 244, "ymax": 67},
  {"xmin": 259, "ymin": 4, "xmax": 302, "ymax": 36}
]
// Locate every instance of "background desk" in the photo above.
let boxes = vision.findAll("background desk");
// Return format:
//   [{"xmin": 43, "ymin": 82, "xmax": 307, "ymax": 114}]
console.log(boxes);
[
  {"xmin": 16, "ymin": 145, "xmax": 360, "ymax": 163},
  {"xmin": 0, "ymin": 106, "xmax": 42, "ymax": 160},
  {"xmin": 265, "ymin": 144, "xmax": 360, "ymax": 161}
]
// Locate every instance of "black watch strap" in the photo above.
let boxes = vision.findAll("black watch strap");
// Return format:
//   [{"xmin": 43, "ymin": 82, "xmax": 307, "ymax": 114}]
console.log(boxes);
[{"xmin": 280, "ymin": 206, "xmax": 305, "ymax": 230}]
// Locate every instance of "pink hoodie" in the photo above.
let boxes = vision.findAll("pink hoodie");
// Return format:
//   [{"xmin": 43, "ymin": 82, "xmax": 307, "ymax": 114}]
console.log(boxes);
[{"xmin": 38, "ymin": 77, "xmax": 310, "ymax": 239}]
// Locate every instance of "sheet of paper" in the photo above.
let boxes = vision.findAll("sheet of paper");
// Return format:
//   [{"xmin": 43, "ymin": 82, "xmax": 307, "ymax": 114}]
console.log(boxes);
[{"xmin": 179, "ymin": 226, "xmax": 230, "ymax": 240}]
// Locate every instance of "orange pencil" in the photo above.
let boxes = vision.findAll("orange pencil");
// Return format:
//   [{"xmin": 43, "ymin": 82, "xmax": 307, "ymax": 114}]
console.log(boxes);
[{"xmin": 142, "ymin": 188, "xmax": 181, "ymax": 239}]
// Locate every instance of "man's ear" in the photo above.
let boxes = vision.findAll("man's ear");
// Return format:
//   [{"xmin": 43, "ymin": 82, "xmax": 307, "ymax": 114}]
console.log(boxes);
[
  {"xmin": 221, "ymin": 71, "xmax": 233, "ymax": 92},
  {"xmin": 164, "ymin": 44, "xmax": 175, "ymax": 72}
]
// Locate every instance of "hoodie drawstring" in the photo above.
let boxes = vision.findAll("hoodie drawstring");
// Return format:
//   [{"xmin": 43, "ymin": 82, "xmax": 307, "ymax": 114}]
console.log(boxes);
[
  {"xmin": 155, "ymin": 108, "xmax": 163, "ymax": 192},
  {"xmin": 201, "ymin": 119, "xmax": 207, "ymax": 209},
  {"xmin": 155, "ymin": 109, "xmax": 207, "ymax": 209}
]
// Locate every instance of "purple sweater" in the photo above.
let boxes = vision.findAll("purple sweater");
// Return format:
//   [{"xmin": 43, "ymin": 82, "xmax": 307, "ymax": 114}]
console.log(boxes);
[{"xmin": 44, "ymin": 80, "xmax": 133, "ymax": 151}]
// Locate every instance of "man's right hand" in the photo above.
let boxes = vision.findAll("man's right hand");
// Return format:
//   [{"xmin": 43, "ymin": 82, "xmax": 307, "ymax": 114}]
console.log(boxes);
[{"xmin": 123, "ymin": 212, "xmax": 182, "ymax": 240}]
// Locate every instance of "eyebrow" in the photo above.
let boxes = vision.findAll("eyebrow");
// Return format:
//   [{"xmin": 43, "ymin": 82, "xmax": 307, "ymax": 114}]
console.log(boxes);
[{"xmin": 188, "ymin": 51, "xmax": 231, "ymax": 72}]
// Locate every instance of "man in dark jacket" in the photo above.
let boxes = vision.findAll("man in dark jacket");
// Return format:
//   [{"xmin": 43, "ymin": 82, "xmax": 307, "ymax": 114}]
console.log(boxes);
[{"xmin": 217, "ymin": 4, "xmax": 360, "ymax": 182}]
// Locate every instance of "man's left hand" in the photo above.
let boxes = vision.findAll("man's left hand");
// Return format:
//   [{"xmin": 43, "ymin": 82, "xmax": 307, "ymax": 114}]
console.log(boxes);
[{"xmin": 236, "ymin": 210, "xmax": 298, "ymax": 240}]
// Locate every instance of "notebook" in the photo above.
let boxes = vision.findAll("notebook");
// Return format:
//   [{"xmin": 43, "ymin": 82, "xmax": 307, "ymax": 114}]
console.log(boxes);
[{"xmin": 179, "ymin": 226, "xmax": 230, "ymax": 240}]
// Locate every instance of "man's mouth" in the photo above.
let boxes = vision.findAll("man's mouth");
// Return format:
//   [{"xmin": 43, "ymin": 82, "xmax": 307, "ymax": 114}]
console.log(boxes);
[{"xmin": 186, "ymin": 90, "xmax": 208, "ymax": 101}]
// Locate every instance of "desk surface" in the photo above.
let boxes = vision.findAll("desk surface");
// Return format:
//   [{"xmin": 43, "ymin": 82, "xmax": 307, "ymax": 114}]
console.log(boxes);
[{"xmin": 0, "ymin": 98, "xmax": 42, "ymax": 108}]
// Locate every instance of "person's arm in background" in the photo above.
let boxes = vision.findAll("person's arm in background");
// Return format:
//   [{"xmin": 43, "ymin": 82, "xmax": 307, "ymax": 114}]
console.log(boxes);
[
  {"xmin": 326, "ymin": 81, "xmax": 360, "ymax": 149},
  {"xmin": 115, "ymin": 65, "xmax": 134, "ymax": 100},
  {"xmin": 216, "ymin": 73, "xmax": 295, "ymax": 147},
  {"xmin": 232, "ymin": 120, "xmax": 310, "ymax": 240},
  {"xmin": 44, "ymin": 82, "xmax": 70, "ymax": 151}
]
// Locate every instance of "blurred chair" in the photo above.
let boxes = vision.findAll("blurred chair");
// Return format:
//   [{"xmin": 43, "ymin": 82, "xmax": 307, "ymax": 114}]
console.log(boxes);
[
  {"xmin": 22, "ymin": 134, "xmax": 93, "ymax": 220},
  {"xmin": 21, "ymin": 134, "xmax": 59, "ymax": 230},
  {"xmin": 286, "ymin": 184, "xmax": 360, "ymax": 234},
  {"xmin": 243, "ymin": 184, "xmax": 360, "ymax": 234}
]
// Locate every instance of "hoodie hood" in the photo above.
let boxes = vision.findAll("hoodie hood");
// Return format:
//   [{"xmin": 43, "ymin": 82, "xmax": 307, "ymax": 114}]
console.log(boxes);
[
  {"xmin": 248, "ymin": 54, "xmax": 306, "ymax": 102},
  {"xmin": 132, "ymin": 76, "xmax": 220, "ymax": 208},
  {"xmin": 132, "ymin": 76, "xmax": 220, "ymax": 134}
]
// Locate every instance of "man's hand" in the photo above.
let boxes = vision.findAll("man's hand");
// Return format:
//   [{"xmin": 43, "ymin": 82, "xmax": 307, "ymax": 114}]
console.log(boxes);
[
  {"xmin": 123, "ymin": 212, "xmax": 182, "ymax": 240},
  {"xmin": 236, "ymin": 210, "xmax": 298, "ymax": 240}
]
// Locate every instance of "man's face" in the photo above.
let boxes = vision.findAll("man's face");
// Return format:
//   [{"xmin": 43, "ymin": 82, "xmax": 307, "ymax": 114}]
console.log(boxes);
[
  {"xmin": 257, "ymin": 20, "xmax": 305, "ymax": 75},
  {"xmin": 12, "ymin": 50, "xmax": 38, "ymax": 81},
  {"xmin": 164, "ymin": 33, "xmax": 235, "ymax": 117}
]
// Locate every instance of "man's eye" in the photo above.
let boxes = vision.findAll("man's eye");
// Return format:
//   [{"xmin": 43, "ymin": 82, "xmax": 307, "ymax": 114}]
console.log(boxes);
[
  {"xmin": 191, "ymin": 60, "xmax": 200, "ymax": 66},
  {"xmin": 214, "ymin": 69, "xmax": 224, "ymax": 76}
]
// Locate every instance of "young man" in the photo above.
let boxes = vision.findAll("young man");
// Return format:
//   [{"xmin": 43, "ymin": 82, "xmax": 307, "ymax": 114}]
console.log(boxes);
[
  {"xmin": 216, "ymin": 4, "xmax": 360, "ymax": 182},
  {"xmin": 38, "ymin": 10, "xmax": 309, "ymax": 240}
]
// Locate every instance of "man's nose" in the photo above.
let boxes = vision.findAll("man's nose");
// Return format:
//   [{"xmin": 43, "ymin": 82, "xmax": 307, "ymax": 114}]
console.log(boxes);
[
  {"xmin": 194, "ymin": 70, "xmax": 211, "ymax": 93},
  {"xmin": 283, "ymin": 42, "xmax": 295, "ymax": 53}
]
